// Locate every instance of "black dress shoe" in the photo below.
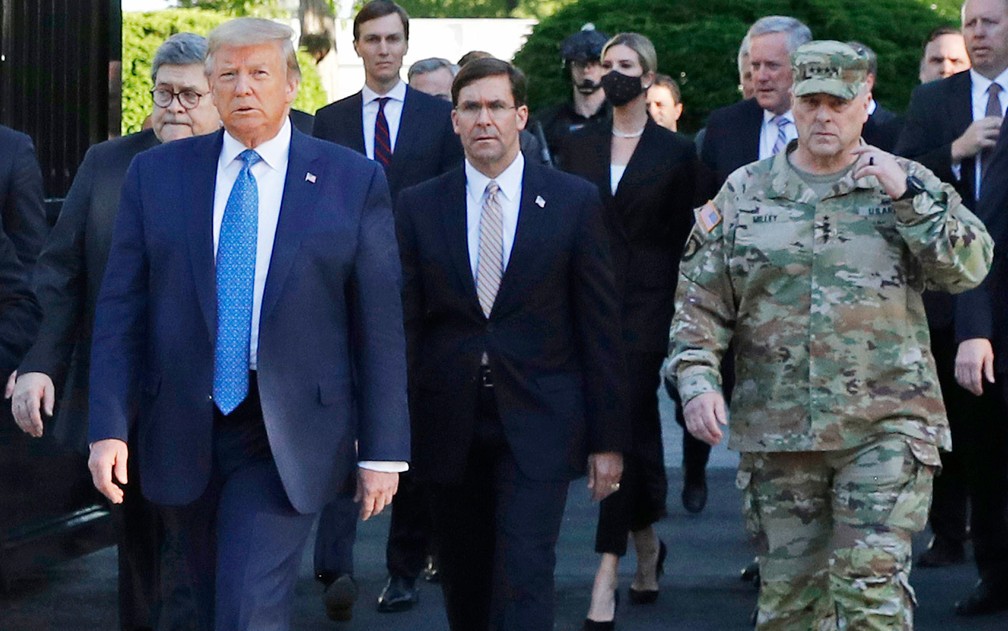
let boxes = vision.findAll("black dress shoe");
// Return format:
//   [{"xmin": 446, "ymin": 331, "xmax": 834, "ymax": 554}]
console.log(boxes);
[
  {"xmin": 422, "ymin": 554, "xmax": 440, "ymax": 583},
  {"xmin": 682, "ymin": 474, "xmax": 708, "ymax": 514},
  {"xmin": 954, "ymin": 579, "xmax": 1008, "ymax": 616},
  {"xmin": 628, "ymin": 540, "xmax": 666, "ymax": 605},
  {"xmin": 322, "ymin": 574, "xmax": 357, "ymax": 622},
  {"xmin": 916, "ymin": 536, "xmax": 965, "ymax": 568},
  {"xmin": 376, "ymin": 575, "xmax": 419, "ymax": 613},
  {"xmin": 583, "ymin": 590, "xmax": 619, "ymax": 630}
]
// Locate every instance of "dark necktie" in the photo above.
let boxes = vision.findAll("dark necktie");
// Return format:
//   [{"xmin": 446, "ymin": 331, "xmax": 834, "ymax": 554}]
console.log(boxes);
[
  {"xmin": 374, "ymin": 97, "xmax": 392, "ymax": 169},
  {"xmin": 980, "ymin": 83, "xmax": 1003, "ymax": 189},
  {"xmin": 213, "ymin": 149, "xmax": 261, "ymax": 415}
]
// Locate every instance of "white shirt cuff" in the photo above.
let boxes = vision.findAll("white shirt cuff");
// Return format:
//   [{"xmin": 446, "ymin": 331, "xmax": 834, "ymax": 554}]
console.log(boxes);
[{"xmin": 358, "ymin": 460, "xmax": 409, "ymax": 473}]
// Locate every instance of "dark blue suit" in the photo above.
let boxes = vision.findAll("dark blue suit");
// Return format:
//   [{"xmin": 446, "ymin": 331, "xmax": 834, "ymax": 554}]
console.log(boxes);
[
  {"xmin": 312, "ymin": 84, "xmax": 462, "ymax": 585},
  {"xmin": 88, "ymin": 127, "xmax": 409, "ymax": 630},
  {"xmin": 897, "ymin": 70, "xmax": 1008, "ymax": 568},
  {"xmin": 397, "ymin": 161, "xmax": 626, "ymax": 630}
]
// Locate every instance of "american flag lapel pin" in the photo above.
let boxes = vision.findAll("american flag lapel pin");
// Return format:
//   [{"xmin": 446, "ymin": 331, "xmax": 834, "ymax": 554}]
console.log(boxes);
[
  {"xmin": 535, "ymin": 195, "xmax": 545, "ymax": 208},
  {"xmin": 305, "ymin": 172, "xmax": 317, "ymax": 184}
]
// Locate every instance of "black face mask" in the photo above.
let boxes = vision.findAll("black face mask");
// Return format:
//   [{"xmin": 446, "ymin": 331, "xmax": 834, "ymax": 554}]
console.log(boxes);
[{"xmin": 601, "ymin": 70, "xmax": 644, "ymax": 107}]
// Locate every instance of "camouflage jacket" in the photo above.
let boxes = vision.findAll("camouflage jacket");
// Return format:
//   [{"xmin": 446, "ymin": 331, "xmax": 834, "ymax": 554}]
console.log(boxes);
[{"xmin": 665, "ymin": 145, "xmax": 993, "ymax": 452}]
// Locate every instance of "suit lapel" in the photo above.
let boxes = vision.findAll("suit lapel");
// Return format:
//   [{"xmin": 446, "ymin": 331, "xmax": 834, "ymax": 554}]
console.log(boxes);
[
  {"xmin": 391, "ymin": 86, "xmax": 420, "ymax": 163},
  {"xmin": 260, "ymin": 129, "xmax": 320, "ymax": 321},
  {"xmin": 439, "ymin": 168, "xmax": 479, "ymax": 310},
  {"xmin": 187, "ymin": 131, "xmax": 225, "ymax": 342},
  {"xmin": 492, "ymin": 163, "xmax": 547, "ymax": 315},
  {"xmin": 346, "ymin": 92, "xmax": 366, "ymax": 154},
  {"xmin": 953, "ymin": 73, "xmax": 978, "ymax": 203}
]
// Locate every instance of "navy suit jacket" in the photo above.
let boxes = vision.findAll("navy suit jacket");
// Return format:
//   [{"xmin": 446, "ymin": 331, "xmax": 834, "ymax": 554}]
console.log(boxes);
[
  {"xmin": 955, "ymin": 116, "xmax": 1008, "ymax": 367},
  {"xmin": 862, "ymin": 104, "xmax": 903, "ymax": 152},
  {"xmin": 699, "ymin": 97, "xmax": 763, "ymax": 194},
  {"xmin": 896, "ymin": 71, "xmax": 976, "ymax": 332},
  {"xmin": 396, "ymin": 161, "xmax": 628, "ymax": 485},
  {"xmin": 896, "ymin": 71, "xmax": 976, "ymax": 208},
  {"xmin": 0, "ymin": 125, "xmax": 45, "ymax": 375},
  {"xmin": 20, "ymin": 130, "xmax": 160, "ymax": 452},
  {"xmin": 313, "ymin": 85, "xmax": 462, "ymax": 199},
  {"xmin": 88, "ymin": 128, "xmax": 410, "ymax": 514}
]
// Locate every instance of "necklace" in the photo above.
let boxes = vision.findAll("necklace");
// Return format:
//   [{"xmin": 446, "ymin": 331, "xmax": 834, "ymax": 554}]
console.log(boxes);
[{"xmin": 611, "ymin": 126, "xmax": 645, "ymax": 139}]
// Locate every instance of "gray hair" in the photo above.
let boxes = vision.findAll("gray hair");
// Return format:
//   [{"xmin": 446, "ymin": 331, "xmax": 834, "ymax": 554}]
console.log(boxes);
[
  {"xmin": 151, "ymin": 32, "xmax": 208, "ymax": 81},
  {"xmin": 747, "ymin": 15, "xmax": 812, "ymax": 54},
  {"xmin": 737, "ymin": 34, "xmax": 750, "ymax": 75},
  {"xmin": 407, "ymin": 57, "xmax": 458, "ymax": 81},
  {"xmin": 206, "ymin": 17, "xmax": 300, "ymax": 79}
]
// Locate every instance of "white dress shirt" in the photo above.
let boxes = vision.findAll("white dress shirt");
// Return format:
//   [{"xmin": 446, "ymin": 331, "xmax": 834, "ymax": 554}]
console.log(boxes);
[
  {"xmin": 213, "ymin": 118, "xmax": 405, "ymax": 473},
  {"xmin": 758, "ymin": 109, "xmax": 797, "ymax": 160},
  {"xmin": 962, "ymin": 67, "xmax": 1008, "ymax": 196},
  {"xmin": 361, "ymin": 80, "xmax": 407, "ymax": 161},
  {"xmin": 465, "ymin": 152, "xmax": 525, "ymax": 279}
]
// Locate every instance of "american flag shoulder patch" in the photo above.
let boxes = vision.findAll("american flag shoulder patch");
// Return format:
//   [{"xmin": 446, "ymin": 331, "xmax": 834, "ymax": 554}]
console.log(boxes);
[{"xmin": 697, "ymin": 201, "xmax": 722, "ymax": 233}]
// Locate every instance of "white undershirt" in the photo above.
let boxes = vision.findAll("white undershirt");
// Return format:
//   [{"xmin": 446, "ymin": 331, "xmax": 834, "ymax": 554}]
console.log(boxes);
[{"xmin": 610, "ymin": 164, "xmax": 627, "ymax": 195}]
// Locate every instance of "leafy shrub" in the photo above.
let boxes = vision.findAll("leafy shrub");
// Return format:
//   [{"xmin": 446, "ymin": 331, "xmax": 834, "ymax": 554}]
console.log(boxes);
[
  {"xmin": 122, "ymin": 8, "xmax": 328, "ymax": 134},
  {"xmin": 513, "ymin": 0, "xmax": 964, "ymax": 132}
]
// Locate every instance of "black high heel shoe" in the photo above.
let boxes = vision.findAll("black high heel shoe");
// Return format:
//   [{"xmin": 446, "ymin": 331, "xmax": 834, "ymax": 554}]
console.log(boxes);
[
  {"xmin": 628, "ymin": 540, "xmax": 666, "ymax": 605},
  {"xmin": 583, "ymin": 590, "xmax": 619, "ymax": 630}
]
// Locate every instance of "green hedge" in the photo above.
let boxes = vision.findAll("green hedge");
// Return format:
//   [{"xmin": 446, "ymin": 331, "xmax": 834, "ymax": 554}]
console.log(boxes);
[
  {"xmin": 122, "ymin": 8, "xmax": 328, "ymax": 135},
  {"xmin": 514, "ymin": 0, "xmax": 964, "ymax": 133},
  {"xmin": 396, "ymin": 0, "xmax": 573, "ymax": 19}
]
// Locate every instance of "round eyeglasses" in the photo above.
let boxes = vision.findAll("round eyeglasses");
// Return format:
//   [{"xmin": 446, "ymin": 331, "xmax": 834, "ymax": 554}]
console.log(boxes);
[{"xmin": 150, "ymin": 87, "xmax": 207, "ymax": 110}]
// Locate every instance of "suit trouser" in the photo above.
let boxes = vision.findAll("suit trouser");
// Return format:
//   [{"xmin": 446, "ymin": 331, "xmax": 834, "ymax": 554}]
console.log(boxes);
[
  {"xmin": 738, "ymin": 435, "xmax": 936, "ymax": 630},
  {"xmin": 112, "ymin": 428, "xmax": 161, "ymax": 631},
  {"xmin": 155, "ymin": 377, "xmax": 315, "ymax": 631},
  {"xmin": 595, "ymin": 351, "xmax": 668, "ymax": 555},
  {"xmin": 428, "ymin": 377, "xmax": 569, "ymax": 631}
]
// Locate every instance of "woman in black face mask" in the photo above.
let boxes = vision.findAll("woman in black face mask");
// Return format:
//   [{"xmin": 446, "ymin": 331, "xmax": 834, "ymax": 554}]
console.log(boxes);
[{"xmin": 559, "ymin": 33, "xmax": 702, "ymax": 630}]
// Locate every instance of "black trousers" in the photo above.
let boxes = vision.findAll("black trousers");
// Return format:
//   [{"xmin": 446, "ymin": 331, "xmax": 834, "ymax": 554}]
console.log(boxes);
[
  {"xmin": 594, "ymin": 351, "xmax": 668, "ymax": 556},
  {"xmin": 928, "ymin": 329, "xmax": 1008, "ymax": 583},
  {"xmin": 428, "ymin": 375, "xmax": 569, "ymax": 631},
  {"xmin": 112, "ymin": 428, "xmax": 161, "ymax": 631}
]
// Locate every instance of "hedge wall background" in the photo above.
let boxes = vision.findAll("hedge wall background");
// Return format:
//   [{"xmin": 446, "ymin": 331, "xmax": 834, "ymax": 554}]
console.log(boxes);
[
  {"xmin": 514, "ymin": 0, "xmax": 965, "ymax": 133},
  {"xmin": 122, "ymin": 8, "xmax": 328, "ymax": 135}
]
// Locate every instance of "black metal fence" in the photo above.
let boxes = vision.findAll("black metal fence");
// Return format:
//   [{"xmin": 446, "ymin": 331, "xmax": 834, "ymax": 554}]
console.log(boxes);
[{"xmin": 0, "ymin": 0, "xmax": 120, "ymax": 199}]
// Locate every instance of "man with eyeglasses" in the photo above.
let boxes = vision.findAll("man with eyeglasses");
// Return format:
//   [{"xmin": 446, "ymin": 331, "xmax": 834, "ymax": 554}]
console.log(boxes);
[
  {"xmin": 8, "ymin": 32, "xmax": 219, "ymax": 631},
  {"xmin": 396, "ymin": 57, "xmax": 626, "ymax": 631}
]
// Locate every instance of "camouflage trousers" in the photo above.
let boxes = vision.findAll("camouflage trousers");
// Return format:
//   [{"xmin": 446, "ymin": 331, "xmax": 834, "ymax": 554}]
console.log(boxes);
[{"xmin": 736, "ymin": 434, "xmax": 940, "ymax": 630}]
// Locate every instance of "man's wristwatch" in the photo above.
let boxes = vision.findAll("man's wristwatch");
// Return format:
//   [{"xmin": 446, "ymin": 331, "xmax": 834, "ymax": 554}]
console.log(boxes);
[{"xmin": 898, "ymin": 174, "xmax": 926, "ymax": 201}]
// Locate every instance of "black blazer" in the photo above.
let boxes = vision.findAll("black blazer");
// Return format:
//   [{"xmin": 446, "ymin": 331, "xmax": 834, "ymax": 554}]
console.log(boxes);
[
  {"xmin": 896, "ymin": 71, "xmax": 976, "ymax": 208},
  {"xmin": 396, "ymin": 161, "xmax": 627, "ymax": 484},
  {"xmin": 896, "ymin": 71, "xmax": 975, "ymax": 332},
  {"xmin": 0, "ymin": 124, "xmax": 47, "ymax": 271},
  {"xmin": 19, "ymin": 130, "xmax": 160, "ymax": 452},
  {"xmin": 561, "ymin": 119, "xmax": 699, "ymax": 353},
  {"xmin": 699, "ymin": 97, "xmax": 763, "ymax": 193},
  {"xmin": 313, "ymin": 85, "xmax": 462, "ymax": 199},
  {"xmin": 955, "ymin": 116, "xmax": 1008, "ymax": 367},
  {"xmin": 862, "ymin": 104, "xmax": 903, "ymax": 152}
]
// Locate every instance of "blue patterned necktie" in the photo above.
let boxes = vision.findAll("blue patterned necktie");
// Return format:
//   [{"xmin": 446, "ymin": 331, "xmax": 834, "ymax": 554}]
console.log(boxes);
[
  {"xmin": 772, "ymin": 115, "xmax": 791, "ymax": 155},
  {"xmin": 213, "ymin": 149, "xmax": 261, "ymax": 415}
]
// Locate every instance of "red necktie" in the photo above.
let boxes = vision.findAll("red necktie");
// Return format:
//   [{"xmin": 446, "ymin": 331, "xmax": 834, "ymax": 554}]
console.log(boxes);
[{"xmin": 374, "ymin": 97, "xmax": 392, "ymax": 169}]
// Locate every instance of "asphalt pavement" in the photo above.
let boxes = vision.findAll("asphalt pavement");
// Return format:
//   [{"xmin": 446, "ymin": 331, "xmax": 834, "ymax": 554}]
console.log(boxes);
[{"xmin": 2, "ymin": 396, "xmax": 1007, "ymax": 630}]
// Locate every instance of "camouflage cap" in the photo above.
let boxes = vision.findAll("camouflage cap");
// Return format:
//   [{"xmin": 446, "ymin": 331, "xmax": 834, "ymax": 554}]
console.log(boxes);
[{"xmin": 792, "ymin": 40, "xmax": 869, "ymax": 100}]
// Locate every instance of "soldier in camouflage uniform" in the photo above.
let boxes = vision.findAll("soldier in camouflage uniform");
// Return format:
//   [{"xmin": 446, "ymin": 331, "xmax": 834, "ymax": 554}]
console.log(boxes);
[{"xmin": 664, "ymin": 41, "xmax": 994, "ymax": 630}]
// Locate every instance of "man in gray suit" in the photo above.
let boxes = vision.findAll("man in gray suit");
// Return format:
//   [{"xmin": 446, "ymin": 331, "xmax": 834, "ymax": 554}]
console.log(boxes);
[{"xmin": 9, "ymin": 33, "xmax": 220, "ymax": 631}]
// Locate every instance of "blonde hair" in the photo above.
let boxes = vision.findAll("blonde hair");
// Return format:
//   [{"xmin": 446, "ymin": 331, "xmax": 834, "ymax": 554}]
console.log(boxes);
[
  {"xmin": 602, "ymin": 32, "xmax": 658, "ymax": 75},
  {"xmin": 206, "ymin": 17, "xmax": 300, "ymax": 79}
]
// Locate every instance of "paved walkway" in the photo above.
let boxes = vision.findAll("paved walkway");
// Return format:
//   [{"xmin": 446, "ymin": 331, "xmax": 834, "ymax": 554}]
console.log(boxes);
[{"xmin": 2, "ymin": 398, "xmax": 1006, "ymax": 629}]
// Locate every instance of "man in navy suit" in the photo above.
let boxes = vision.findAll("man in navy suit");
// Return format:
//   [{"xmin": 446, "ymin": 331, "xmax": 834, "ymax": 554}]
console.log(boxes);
[
  {"xmin": 700, "ymin": 16, "xmax": 811, "ymax": 193},
  {"xmin": 396, "ymin": 57, "xmax": 626, "ymax": 631},
  {"xmin": 311, "ymin": 1, "xmax": 461, "ymax": 616},
  {"xmin": 895, "ymin": 0, "xmax": 1008, "ymax": 610},
  {"xmin": 86, "ymin": 18, "xmax": 409, "ymax": 631}
]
